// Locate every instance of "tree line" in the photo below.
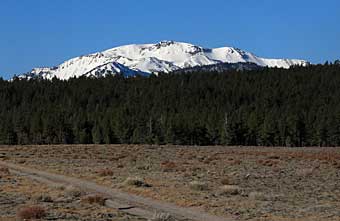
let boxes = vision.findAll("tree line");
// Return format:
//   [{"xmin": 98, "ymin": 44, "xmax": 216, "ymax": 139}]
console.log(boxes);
[{"xmin": 0, "ymin": 62, "xmax": 340, "ymax": 146}]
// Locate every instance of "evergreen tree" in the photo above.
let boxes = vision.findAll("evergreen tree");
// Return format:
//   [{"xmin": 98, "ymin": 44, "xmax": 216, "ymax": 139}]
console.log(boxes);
[{"xmin": 0, "ymin": 63, "xmax": 339, "ymax": 146}]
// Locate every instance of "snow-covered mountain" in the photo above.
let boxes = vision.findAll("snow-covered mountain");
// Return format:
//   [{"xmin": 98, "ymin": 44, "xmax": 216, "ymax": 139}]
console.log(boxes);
[{"xmin": 18, "ymin": 41, "xmax": 309, "ymax": 80}]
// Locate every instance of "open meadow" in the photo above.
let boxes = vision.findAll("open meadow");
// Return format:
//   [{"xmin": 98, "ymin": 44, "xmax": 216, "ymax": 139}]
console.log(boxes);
[{"xmin": 1, "ymin": 145, "xmax": 340, "ymax": 221}]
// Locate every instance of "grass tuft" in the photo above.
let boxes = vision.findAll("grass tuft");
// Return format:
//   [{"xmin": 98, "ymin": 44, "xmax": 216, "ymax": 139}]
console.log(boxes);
[
  {"xmin": 65, "ymin": 185, "xmax": 85, "ymax": 198},
  {"xmin": 81, "ymin": 194, "xmax": 106, "ymax": 206},
  {"xmin": 219, "ymin": 185, "xmax": 241, "ymax": 195},
  {"xmin": 189, "ymin": 181, "xmax": 208, "ymax": 191},
  {"xmin": 124, "ymin": 177, "xmax": 151, "ymax": 187}
]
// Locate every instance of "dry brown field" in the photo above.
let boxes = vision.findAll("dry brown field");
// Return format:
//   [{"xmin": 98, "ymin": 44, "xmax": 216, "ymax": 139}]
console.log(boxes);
[{"xmin": 1, "ymin": 145, "xmax": 340, "ymax": 221}]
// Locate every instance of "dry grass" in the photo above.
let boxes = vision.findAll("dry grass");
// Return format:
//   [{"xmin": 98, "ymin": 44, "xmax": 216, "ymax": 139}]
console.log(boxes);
[
  {"xmin": 17, "ymin": 205, "xmax": 46, "ymax": 220},
  {"xmin": 220, "ymin": 177, "xmax": 231, "ymax": 185},
  {"xmin": 229, "ymin": 159, "xmax": 242, "ymax": 165},
  {"xmin": 124, "ymin": 177, "xmax": 151, "ymax": 187},
  {"xmin": 35, "ymin": 194, "xmax": 53, "ymax": 203},
  {"xmin": 296, "ymin": 167, "xmax": 315, "ymax": 177},
  {"xmin": 257, "ymin": 159, "xmax": 280, "ymax": 167},
  {"xmin": 241, "ymin": 148, "xmax": 340, "ymax": 167},
  {"xmin": 0, "ymin": 166, "xmax": 10, "ymax": 175},
  {"xmin": 97, "ymin": 168, "xmax": 114, "ymax": 177},
  {"xmin": 332, "ymin": 161, "xmax": 340, "ymax": 169},
  {"xmin": 1, "ymin": 167, "xmax": 141, "ymax": 220},
  {"xmin": 65, "ymin": 185, "xmax": 85, "ymax": 198},
  {"xmin": 149, "ymin": 212, "xmax": 176, "ymax": 221},
  {"xmin": 248, "ymin": 191, "xmax": 268, "ymax": 201},
  {"xmin": 189, "ymin": 181, "xmax": 208, "ymax": 191},
  {"xmin": 219, "ymin": 185, "xmax": 242, "ymax": 195},
  {"xmin": 160, "ymin": 161, "xmax": 177, "ymax": 172},
  {"xmin": 220, "ymin": 175, "xmax": 238, "ymax": 185},
  {"xmin": 3, "ymin": 145, "xmax": 340, "ymax": 221},
  {"xmin": 81, "ymin": 194, "xmax": 106, "ymax": 206}
]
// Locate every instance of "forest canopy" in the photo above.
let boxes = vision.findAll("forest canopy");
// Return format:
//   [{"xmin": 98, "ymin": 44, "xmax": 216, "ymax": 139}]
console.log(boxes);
[{"xmin": 1, "ymin": 63, "xmax": 340, "ymax": 146}]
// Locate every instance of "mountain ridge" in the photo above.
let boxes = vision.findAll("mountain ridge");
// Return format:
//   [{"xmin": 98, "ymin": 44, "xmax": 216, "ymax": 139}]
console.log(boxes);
[{"xmin": 17, "ymin": 41, "xmax": 309, "ymax": 80}]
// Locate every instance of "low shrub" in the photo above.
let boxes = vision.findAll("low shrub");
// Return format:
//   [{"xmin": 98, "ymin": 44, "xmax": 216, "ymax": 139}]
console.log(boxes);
[
  {"xmin": 36, "ymin": 194, "xmax": 53, "ymax": 203},
  {"xmin": 160, "ymin": 161, "xmax": 177, "ymax": 172},
  {"xmin": 248, "ymin": 191, "xmax": 268, "ymax": 201},
  {"xmin": 124, "ymin": 177, "xmax": 151, "ymax": 187},
  {"xmin": 230, "ymin": 159, "xmax": 242, "ymax": 165},
  {"xmin": 220, "ymin": 177, "xmax": 233, "ymax": 185},
  {"xmin": 257, "ymin": 159, "xmax": 280, "ymax": 167},
  {"xmin": 219, "ymin": 185, "xmax": 241, "ymax": 195},
  {"xmin": 65, "ymin": 185, "xmax": 85, "ymax": 198},
  {"xmin": 0, "ymin": 167, "xmax": 10, "ymax": 175},
  {"xmin": 17, "ymin": 206, "xmax": 46, "ymax": 220},
  {"xmin": 81, "ymin": 194, "xmax": 106, "ymax": 206},
  {"xmin": 97, "ymin": 168, "xmax": 114, "ymax": 177},
  {"xmin": 296, "ymin": 168, "xmax": 314, "ymax": 177},
  {"xmin": 189, "ymin": 181, "xmax": 208, "ymax": 191}
]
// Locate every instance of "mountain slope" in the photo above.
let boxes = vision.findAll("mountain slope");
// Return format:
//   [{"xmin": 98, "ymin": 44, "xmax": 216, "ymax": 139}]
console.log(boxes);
[
  {"xmin": 171, "ymin": 62, "xmax": 263, "ymax": 74},
  {"xmin": 17, "ymin": 41, "xmax": 309, "ymax": 80}
]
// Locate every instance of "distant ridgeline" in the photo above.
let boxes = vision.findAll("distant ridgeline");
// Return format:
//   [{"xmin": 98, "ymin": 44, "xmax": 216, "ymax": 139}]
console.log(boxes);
[{"xmin": 1, "ymin": 63, "xmax": 340, "ymax": 146}]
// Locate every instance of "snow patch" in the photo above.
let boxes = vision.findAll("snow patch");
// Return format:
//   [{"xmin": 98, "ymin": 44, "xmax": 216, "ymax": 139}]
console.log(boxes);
[{"xmin": 17, "ymin": 41, "xmax": 309, "ymax": 80}]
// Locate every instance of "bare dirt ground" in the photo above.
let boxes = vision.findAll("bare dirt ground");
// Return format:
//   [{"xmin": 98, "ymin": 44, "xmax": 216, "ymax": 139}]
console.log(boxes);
[
  {"xmin": 1, "ymin": 145, "xmax": 340, "ymax": 221},
  {"xmin": 0, "ymin": 161, "xmax": 146, "ymax": 220},
  {"xmin": 0, "ymin": 161, "xmax": 227, "ymax": 221}
]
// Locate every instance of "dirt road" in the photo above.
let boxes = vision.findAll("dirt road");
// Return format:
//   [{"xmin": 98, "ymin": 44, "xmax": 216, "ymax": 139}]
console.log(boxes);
[{"xmin": 0, "ymin": 160, "xmax": 232, "ymax": 221}]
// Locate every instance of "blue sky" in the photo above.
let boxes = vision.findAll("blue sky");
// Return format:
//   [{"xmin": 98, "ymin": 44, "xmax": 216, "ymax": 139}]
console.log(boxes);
[{"xmin": 0, "ymin": 0, "xmax": 339, "ymax": 79}]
